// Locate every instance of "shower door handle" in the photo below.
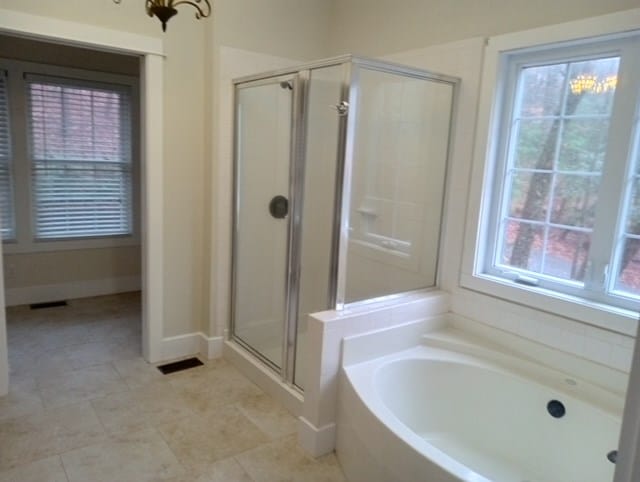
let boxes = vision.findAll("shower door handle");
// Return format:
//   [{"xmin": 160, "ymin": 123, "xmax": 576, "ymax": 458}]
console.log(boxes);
[
  {"xmin": 332, "ymin": 101, "xmax": 349, "ymax": 116},
  {"xmin": 269, "ymin": 195, "xmax": 289, "ymax": 219}
]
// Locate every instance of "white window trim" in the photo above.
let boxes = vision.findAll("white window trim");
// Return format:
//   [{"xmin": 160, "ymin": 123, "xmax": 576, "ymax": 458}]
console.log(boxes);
[
  {"xmin": 461, "ymin": 9, "xmax": 640, "ymax": 336},
  {"xmin": 0, "ymin": 58, "xmax": 141, "ymax": 255},
  {"xmin": 0, "ymin": 68, "xmax": 14, "ymax": 241}
]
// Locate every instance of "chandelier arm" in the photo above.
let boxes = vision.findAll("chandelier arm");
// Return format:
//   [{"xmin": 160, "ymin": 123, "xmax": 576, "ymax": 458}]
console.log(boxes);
[
  {"xmin": 169, "ymin": 0, "xmax": 212, "ymax": 19},
  {"xmin": 113, "ymin": 0, "xmax": 212, "ymax": 30},
  {"xmin": 145, "ymin": 0, "xmax": 155, "ymax": 17}
]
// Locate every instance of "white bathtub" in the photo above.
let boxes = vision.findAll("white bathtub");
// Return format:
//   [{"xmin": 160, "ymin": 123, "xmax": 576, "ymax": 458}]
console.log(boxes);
[{"xmin": 336, "ymin": 333, "xmax": 623, "ymax": 482}]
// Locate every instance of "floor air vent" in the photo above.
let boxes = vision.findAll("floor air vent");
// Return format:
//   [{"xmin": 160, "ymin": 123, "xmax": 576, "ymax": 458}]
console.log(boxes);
[
  {"xmin": 29, "ymin": 300, "xmax": 68, "ymax": 310},
  {"xmin": 157, "ymin": 357, "xmax": 204, "ymax": 375}
]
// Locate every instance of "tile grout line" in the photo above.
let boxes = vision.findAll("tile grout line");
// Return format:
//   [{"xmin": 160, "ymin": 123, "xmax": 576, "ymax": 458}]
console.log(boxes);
[
  {"xmin": 231, "ymin": 454, "xmax": 259, "ymax": 482},
  {"xmin": 144, "ymin": 423, "xmax": 192, "ymax": 480},
  {"xmin": 58, "ymin": 454, "xmax": 73, "ymax": 482},
  {"xmin": 151, "ymin": 410, "xmax": 195, "ymax": 476}
]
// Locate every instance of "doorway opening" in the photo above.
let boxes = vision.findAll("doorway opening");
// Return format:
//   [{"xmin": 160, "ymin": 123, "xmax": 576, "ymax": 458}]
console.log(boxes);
[
  {"xmin": 0, "ymin": 9, "xmax": 165, "ymax": 396},
  {"xmin": 0, "ymin": 34, "xmax": 144, "ymax": 386}
]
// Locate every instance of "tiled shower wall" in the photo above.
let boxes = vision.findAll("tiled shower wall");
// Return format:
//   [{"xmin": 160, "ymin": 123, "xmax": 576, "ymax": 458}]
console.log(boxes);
[{"xmin": 345, "ymin": 70, "xmax": 451, "ymax": 302}]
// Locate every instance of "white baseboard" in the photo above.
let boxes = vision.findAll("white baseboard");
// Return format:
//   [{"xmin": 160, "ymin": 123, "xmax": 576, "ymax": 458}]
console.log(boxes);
[
  {"xmin": 5, "ymin": 275, "xmax": 141, "ymax": 307},
  {"xmin": 199, "ymin": 333, "xmax": 224, "ymax": 359},
  {"xmin": 160, "ymin": 332, "xmax": 224, "ymax": 362},
  {"xmin": 298, "ymin": 416, "xmax": 336, "ymax": 457}
]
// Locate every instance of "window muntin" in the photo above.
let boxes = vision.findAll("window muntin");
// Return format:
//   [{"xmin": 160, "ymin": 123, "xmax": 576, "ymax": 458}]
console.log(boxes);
[
  {"xmin": 0, "ymin": 70, "xmax": 15, "ymax": 241},
  {"xmin": 485, "ymin": 39, "xmax": 640, "ymax": 309},
  {"xmin": 26, "ymin": 77, "xmax": 132, "ymax": 240},
  {"xmin": 613, "ymin": 119, "xmax": 640, "ymax": 298}
]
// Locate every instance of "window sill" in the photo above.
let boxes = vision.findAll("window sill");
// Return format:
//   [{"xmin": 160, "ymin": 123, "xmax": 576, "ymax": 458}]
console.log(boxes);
[
  {"xmin": 460, "ymin": 272, "xmax": 638, "ymax": 336},
  {"xmin": 2, "ymin": 235, "xmax": 140, "ymax": 254}
]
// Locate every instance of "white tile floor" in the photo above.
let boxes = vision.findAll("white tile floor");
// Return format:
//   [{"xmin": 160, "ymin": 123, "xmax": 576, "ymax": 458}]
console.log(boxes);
[{"xmin": 0, "ymin": 293, "xmax": 347, "ymax": 482}]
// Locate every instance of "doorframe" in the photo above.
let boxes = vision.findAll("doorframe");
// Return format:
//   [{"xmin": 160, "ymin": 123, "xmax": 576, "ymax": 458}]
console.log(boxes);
[{"xmin": 0, "ymin": 8, "xmax": 165, "ymax": 395}]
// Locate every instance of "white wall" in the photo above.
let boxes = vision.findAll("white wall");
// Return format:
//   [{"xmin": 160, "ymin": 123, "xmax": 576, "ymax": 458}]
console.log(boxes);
[
  {"xmin": 161, "ymin": 11, "xmax": 207, "ymax": 338},
  {"xmin": 214, "ymin": 0, "xmax": 332, "ymax": 61},
  {"xmin": 327, "ymin": 0, "xmax": 639, "ymax": 57}
]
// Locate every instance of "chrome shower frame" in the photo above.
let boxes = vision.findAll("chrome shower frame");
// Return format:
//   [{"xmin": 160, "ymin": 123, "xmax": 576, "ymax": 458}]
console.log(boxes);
[{"xmin": 230, "ymin": 55, "xmax": 460, "ymax": 390}]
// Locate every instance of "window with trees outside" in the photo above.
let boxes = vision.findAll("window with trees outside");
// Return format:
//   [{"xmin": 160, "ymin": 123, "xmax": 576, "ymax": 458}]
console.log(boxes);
[{"xmin": 484, "ymin": 35, "xmax": 640, "ymax": 311}]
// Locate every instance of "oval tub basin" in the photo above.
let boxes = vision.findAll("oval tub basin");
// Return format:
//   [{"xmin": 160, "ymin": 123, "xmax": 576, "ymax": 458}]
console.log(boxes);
[{"xmin": 336, "ymin": 340, "xmax": 622, "ymax": 482}]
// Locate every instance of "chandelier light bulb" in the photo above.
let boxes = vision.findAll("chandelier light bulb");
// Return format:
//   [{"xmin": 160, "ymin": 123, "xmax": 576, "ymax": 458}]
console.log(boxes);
[
  {"xmin": 113, "ymin": 0, "xmax": 212, "ymax": 32},
  {"xmin": 569, "ymin": 73, "xmax": 618, "ymax": 95}
]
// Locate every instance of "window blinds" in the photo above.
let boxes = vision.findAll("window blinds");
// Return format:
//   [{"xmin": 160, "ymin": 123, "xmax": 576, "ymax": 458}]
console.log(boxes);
[
  {"xmin": 26, "ymin": 75, "xmax": 133, "ymax": 240},
  {"xmin": 0, "ymin": 70, "xmax": 15, "ymax": 240}
]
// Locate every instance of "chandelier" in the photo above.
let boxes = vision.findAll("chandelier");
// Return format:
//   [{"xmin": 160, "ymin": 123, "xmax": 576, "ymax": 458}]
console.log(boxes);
[
  {"xmin": 113, "ymin": 1, "xmax": 212, "ymax": 32},
  {"xmin": 569, "ymin": 74, "xmax": 617, "ymax": 95}
]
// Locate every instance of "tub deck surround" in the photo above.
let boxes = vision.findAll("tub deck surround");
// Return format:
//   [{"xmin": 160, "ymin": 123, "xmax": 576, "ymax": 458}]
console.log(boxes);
[
  {"xmin": 336, "ymin": 325, "xmax": 624, "ymax": 482},
  {"xmin": 429, "ymin": 321, "xmax": 630, "ymax": 401},
  {"xmin": 298, "ymin": 289, "xmax": 450, "ymax": 457}
]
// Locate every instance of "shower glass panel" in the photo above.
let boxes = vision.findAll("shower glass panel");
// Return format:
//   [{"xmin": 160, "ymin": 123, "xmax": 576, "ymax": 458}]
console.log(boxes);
[
  {"xmin": 344, "ymin": 67, "xmax": 454, "ymax": 303},
  {"xmin": 232, "ymin": 76, "xmax": 294, "ymax": 370},
  {"xmin": 231, "ymin": 56, "xmax": 458, "ymax": 391},
  {"xmin": 294, "ymin": 65, "xmax": 345, "ymax": 389}
]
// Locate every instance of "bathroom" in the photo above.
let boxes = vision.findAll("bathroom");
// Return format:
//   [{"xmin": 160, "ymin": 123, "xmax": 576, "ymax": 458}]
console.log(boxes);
[{"xmin": 0, "ymin": 1, "xmax": 639, "ymax": 481}]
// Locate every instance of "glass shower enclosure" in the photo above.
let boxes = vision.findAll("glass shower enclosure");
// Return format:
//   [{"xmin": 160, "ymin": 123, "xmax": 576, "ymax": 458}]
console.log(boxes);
[{"xmin": 231, "ymin": 55, "xmax": 458, "ymax": 391}]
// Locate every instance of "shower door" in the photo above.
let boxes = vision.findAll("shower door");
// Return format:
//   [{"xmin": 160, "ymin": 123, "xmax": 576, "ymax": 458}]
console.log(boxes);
[
  {"xmin": 231, "ymin": 63, "xmax": 347, "ymax": 388},
  {"xmin": 232, "ymin": 75, "xmax": 296, "ymax": 371}
]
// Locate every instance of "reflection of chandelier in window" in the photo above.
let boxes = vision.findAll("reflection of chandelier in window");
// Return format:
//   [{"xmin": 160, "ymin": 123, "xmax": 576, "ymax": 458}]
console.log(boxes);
[{"xmin": 569, "ymin": 74, "xmax": 617, "ymax": 95}]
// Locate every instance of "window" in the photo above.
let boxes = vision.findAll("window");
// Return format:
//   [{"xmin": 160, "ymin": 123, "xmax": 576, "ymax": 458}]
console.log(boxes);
[
  {"xmin": 26, "ymin": 75, "xmax": 133, "ymax": 240},
  {"xmin": 0, "ymin": 70, "xmax": 15, "ymax": 240},
  {"xmin": 482, "ymin": 35, "xmax": 640, "ymax": 311},
  {"xmin": 614, "ymin": 120, "xmax": 640, "ymax": 299},
  {"xmin": 0, "ymin": 59, "xmax": 137, "ymax": 253}
]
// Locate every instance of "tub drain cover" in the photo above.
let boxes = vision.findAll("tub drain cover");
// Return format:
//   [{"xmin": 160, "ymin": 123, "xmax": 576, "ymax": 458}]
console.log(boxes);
[{"xmin": 547, "ymin": 400, "xmax": 566, "ymax": 418}]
